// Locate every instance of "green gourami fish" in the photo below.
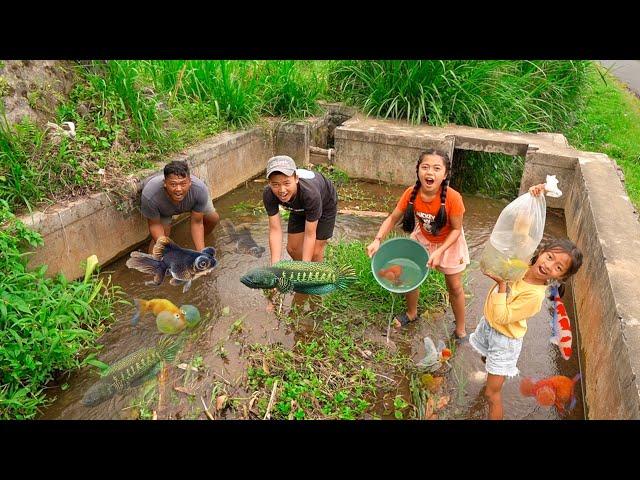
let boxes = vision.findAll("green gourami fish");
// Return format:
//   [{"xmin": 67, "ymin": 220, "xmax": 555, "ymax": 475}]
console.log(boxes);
[
  {"xmin": 240, "ymin": 260, "xmax": 356, "ymax": 295},
  {"xmin": 82, "ymin": 336, "xmax": 183, "ymax": 407}
]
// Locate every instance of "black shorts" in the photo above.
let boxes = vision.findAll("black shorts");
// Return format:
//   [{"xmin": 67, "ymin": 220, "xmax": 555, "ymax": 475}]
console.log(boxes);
[{"xmin": 287, "ymin": 210, "xmax": 337, "ymax": 240}]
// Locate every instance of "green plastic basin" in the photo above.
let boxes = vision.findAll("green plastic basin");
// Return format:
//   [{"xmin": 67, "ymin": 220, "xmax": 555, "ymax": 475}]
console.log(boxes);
[{"xmin": 371, "ymin": 237, "xmax": 430, "ymax": 294}]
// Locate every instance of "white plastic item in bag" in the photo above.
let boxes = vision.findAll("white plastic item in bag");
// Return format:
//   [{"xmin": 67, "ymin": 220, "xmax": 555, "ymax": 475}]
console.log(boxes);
[
  {"xmin": 479, "ymin": 175, "xmax": 562, "ymax": 282},
  {"xmin": 416, "ymin": 337, "xmax": 447, "ymax": 372}
]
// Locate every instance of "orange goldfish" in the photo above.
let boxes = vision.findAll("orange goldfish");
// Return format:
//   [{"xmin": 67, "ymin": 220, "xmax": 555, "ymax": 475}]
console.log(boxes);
[
  {"xmin": 131, "ymin": 298, "xmax": 185, "ymax": 326},
  {"xmin": 520, "ymin": 373, "xmax": 581, "ymax": 414},
  {"xmin": 378, "ymin": 264, "xmax": 403, "ymax": 285}
]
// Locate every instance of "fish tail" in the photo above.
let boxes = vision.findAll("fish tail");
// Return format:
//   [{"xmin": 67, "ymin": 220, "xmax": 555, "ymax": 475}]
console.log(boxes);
[
  {"xmin": 157, "ymin": 335, "xmax": 183, "ymax": 363},
  {"xmin": 125, "ymin": 252, "xmax": 167, "ymax": 285},
  {"xmin": 131, "ymin": 299, "xmax": 146, "ymax": 326},
  {"xmin": 335, "ymin": 264, "xmax": 357, "ymax": 290},
  {"xmin": 572, "ymin": 373, "xmax": 582, "ymax": 384},
  {"xmin": 519, "ymin": 377, "xmax": 537, "ymax": 397},
  {"xmin": 220, "ymin": 218, "xmax": 235, "ymax": 234}
]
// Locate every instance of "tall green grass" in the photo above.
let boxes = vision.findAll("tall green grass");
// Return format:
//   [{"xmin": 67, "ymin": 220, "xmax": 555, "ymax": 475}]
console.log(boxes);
[
  {"xmin": 1, "ymin": 60, "xmax": 596, "ymax": 212},
  {"xmin": 565, "ymin": 64, "xmax": 640, "ymax": 209},
  {"xmin": 0, "ymin": 200, "xmax": 125, "ymax": 419},
  {"xmin": 328, "ymin": 60, "xmax": 590, "ymax": 132}
]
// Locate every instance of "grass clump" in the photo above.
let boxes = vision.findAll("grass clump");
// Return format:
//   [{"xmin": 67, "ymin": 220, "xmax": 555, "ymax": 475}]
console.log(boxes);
[
  {"xmin": 328, "ymin": 60, "xmax": 590, "ymax": 132},
  {"xmin": 244, "ymin": 313, "xmax": 407, "ymax": 420},
  {"xmin": 0, "ymin": 200, "xmax": 125, "ymax": 419},
  {"xmin": 565, "ymin": 63, "xmax": 640, "ymax": 209}
]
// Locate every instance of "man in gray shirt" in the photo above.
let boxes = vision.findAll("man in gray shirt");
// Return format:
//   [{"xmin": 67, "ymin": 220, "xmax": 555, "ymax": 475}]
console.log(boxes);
[{"xmin": 140, "ymin": 160, "xmax": 220, "ymax": 252}]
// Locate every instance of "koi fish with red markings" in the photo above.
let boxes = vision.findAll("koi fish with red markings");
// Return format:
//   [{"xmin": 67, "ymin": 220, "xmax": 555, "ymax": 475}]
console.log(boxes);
[
  {"xmin": 519, "ymin": 374, "xmax": 581, "ymax": 414},
  {"xmin": 549, "ymin": 284, "xmax": 572, "ymax": 360}
]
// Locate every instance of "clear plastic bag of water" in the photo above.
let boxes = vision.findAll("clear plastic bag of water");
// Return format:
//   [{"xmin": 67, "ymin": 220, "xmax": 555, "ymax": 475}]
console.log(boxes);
[{"xmin": 479, "ymin": 175, "xmax": 562, "ymax": 281}]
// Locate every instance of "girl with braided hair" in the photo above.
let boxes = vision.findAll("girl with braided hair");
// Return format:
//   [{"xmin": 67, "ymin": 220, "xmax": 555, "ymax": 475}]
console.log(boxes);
[{"xmin": 366, "ymin": 149, "xmax": 470, "ymax": 339}]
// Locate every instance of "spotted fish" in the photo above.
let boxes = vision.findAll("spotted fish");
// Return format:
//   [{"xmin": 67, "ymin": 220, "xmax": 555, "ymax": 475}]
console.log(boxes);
[
  {"xmin": 125, "ymin": 236, "xmax": 217, "ymax": 293},
  {"xmin": 81, "ymin": 336, "xmax": 183, "ymax": 407},
  {"xmin": 240, "ymin": 260, "xmax": 356, "ymax": 295}
]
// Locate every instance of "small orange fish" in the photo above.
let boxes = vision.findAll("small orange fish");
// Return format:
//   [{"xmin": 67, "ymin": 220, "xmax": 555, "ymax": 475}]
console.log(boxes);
[
  {"xmin": 131, "ymin": 298, "xmax": 185, "ymax": 326},
  {"xmin": 378, "ymin": 264, "xmax": 403, "ymax": 285},
  {"xmin": 520, "ymin": 374, "xmax": 581, "ymax": 414},
  {"xmin": 441, "ymin": 348, "xmax": 452, "ymax": 360}
]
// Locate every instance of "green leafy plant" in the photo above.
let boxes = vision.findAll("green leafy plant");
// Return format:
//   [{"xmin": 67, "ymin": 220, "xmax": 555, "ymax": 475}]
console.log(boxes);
[{"xmin": 0, "ymin": 200, "xmax": 124, "ymax": 419}]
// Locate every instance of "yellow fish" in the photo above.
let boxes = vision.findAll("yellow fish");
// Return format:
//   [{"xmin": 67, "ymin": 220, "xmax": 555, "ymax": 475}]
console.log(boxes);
[{"xmin": 131, "ymin": 298, "xmax": 185, "ymax": 326}]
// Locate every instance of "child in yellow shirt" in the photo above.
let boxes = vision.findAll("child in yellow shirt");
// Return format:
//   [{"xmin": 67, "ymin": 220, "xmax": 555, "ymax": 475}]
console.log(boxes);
[{"xmin": 469, "ymin": 186, "xmax": 583, "ymax": 420}]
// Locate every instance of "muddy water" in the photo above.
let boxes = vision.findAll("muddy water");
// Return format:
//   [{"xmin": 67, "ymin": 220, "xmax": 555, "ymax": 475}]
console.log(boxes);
[{"xmin": 40, "ymin": 180, "xmax": 583, "ymax": 420}]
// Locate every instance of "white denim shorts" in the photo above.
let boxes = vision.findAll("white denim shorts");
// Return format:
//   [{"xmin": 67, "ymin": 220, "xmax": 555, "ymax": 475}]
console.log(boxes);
[{"xmin": 469, "ymin": 317, "xmax": 523, "ymax": 378}]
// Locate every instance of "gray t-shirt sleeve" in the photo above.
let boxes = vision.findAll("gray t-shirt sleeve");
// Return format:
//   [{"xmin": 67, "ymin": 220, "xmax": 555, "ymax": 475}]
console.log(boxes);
[
  {"xmin": 192, "ymin": 184, "xmax": 213, "ymax": 213},
  {"xmin": 140, "ymin": 193, "xmax": 161, "ymax": 220},
  {"xmin": 263, "ymin": 187, "xmax": 280, "ymax": 216}
]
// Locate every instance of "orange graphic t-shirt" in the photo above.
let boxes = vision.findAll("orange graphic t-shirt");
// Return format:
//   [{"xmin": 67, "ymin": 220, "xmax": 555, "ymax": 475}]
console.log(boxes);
[{"xmin": 396, "ymin": 186, "xmax": 465, "ymax": 244}]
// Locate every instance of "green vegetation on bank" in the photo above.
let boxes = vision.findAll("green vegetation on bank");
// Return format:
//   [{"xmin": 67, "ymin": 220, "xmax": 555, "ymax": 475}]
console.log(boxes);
[
  {"xmin": 565, "ymin": 64, "xmax": 640, "ymax": 209},
  {"xmin": 2, "ymin": 60, "xmax": 598, "ymax": 212},
  {"xmin": 0, "ymin": 200, "xmax": 125, "ymax": 419},
  {"xmin": 239, "ymin": 239, "xmax": 450, "ymax": 420}
]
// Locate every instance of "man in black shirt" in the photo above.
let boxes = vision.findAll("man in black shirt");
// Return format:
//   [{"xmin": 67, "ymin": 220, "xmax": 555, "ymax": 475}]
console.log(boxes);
[{"xmin": 262, "ymin": 155, "xmax": 338, "ymax": 266}]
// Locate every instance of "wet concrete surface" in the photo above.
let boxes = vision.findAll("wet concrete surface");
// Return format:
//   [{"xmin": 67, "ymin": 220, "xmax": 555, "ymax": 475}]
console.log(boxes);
[{"xmin": 40, "ymin": 180, "xmax": 583, "ymax": 420}]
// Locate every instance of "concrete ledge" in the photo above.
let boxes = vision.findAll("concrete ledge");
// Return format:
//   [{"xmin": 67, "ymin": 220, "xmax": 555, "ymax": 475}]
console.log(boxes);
[
  {"xmin": 334, "ymin": 117, "xmax": 455, "ymax": 185},
  {"xmin": 519, "ymin": 146, "xmax": 580, "ymax": 209},
  {"xmin": 20, "ymin": 128, "xmax": 273, "ymax": 280},
  {"xmin": 564, "ymin": 153, "xmax": 640, "ymax": 419}
]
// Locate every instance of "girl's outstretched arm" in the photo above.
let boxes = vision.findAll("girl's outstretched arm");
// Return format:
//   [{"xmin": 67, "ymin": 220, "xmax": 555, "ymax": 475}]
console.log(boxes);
[{"xmin": 366, "ymin": 207, "xmax": 405, "ymax": 257}]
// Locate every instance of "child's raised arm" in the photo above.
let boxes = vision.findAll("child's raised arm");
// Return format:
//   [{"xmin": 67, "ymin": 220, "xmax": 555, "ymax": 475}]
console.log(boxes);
[{"xmin": 366, "ymin": 207, "xmax": 405, "ymax": 257}]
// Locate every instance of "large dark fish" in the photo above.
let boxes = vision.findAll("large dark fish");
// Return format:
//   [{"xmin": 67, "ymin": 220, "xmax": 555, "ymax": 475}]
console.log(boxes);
[
  {"xmin": 240, "ymin": 260, "xmax": 356, "ymax": 295},
  {"xmin": 220, "ymin": 219, "xmax": 266, "ymax": 258},
  {"xmin": 125, "ymin": 236, "xmax": 217, "ymax": 293},
  {"xmin": 82, "ymin": 336, "xmax": 183, "ymax": 407}
]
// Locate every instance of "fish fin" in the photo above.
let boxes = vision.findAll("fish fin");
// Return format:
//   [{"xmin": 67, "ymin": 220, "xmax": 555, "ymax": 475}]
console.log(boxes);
[
  {"xmin": 335, "ymin": 264, "xmax": 357, "ymax": 290},
  {"xmin": 201, "ymin": 246, "xmax": 216, "ymax": 258},
  {"xmin": 572, "ymin": 373, "xmax": 582, "ymax": 384},
  {"xmin": 157, "ymin": 336, "xmax": 183, "ymax": 363},
  {"xmin": 182, "ymin": 279, "xmax": 192, "ymax": 293},
  {"xmin": 126, "ymin": 252, "xmax": 166, "ymax": 285},
  {"xmin": 220, "ymin": 219, "xmax": 235, "ymax": 234},
  {"xmin": 276, "ymin": 276, "xmax": 293, "ymax": 293},
  {"xmin": 152, "ymin": 236, "xmax": 172, "ymax": 259},
  {"xmin": 519, "ymin": 377, "xmax": 537, "ymax": 397},
  {"xmin": 568, "ymin": 396, "xmax": 578, "ymax": 411},
  {"xmin": 131, "ymin": 299, "xmax": 145, "ymax": 326}
]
